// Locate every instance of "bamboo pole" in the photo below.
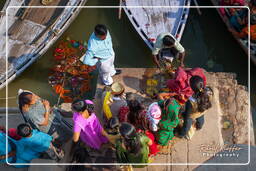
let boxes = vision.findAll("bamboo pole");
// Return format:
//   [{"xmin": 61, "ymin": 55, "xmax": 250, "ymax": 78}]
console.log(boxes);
[
  {"xmin": 193, "ymin": 0, "xmax": 202, "ymax": 15},
  {"xmin": 118, "ymin": 0, "xmax": 122, "ymax": 19}
]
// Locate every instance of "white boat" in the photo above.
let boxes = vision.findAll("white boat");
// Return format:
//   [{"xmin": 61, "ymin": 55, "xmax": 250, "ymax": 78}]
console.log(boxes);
[
  {"xmin": 0, "ymin": 0, "xmax": 88, "ymax": 90},
  {"xmin": 123, "ymin": 0, "xmax": 191, "ymax": 49}
]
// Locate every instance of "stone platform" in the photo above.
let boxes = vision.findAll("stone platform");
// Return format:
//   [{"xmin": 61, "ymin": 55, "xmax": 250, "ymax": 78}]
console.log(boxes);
[
  {"xmin": 94, "ymin": 68, "xmax": 254, "ymax": 171},
  {"xmin": 0, "ymin": 68, "xmax": 254, "ymax": 171}
]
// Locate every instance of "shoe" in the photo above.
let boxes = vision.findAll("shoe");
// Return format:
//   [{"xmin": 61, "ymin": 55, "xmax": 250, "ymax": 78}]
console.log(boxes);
[{"xmin": 114, "ymin": 69, "xmax": 122, "ymax": 76}]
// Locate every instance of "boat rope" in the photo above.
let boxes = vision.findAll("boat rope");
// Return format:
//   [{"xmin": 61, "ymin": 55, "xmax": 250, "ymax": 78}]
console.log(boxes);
[{"xmin": 0, "ymin": 96, "xmax": 17, "ymax": 100}]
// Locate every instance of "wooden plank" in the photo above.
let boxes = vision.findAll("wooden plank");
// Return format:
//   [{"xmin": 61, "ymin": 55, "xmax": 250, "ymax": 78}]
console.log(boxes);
[
  {"xmin": 125, "ymin": 0, "xmax": 186, "ymax": 42},
  {"xmin": 8, "ymin": 19, "xmax": 46, "ymax": 44},
  {"xmin": 21, "ymin": 0, "xmax": 69, "ymax": 26}
]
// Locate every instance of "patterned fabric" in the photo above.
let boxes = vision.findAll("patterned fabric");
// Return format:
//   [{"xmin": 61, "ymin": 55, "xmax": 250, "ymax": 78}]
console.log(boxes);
[
  {"xmin": 166, "ymin": 67, "xmax": 206, "ymax": 104},
  {"xmin": 158, "ymin": 48, "xmax": 181, "ymax": 74},
  {"xmin": 147, "ymin": 102, "xmax": 162, "ymax": 132},
  {"xmin": 23, "ymin": 99, "xmax": 54, "ymax": 133},
  {"xmin": 118, "ymin": 106, "xmax": 149, "ymax": 130},
  {"xmin": 118, "ymin": 106, "xmax": 130, "ymax": 122},
  {"xmin": 137, "ymin": 130, "xmax": 159, "ymax": 156},
  {"xmin": 157, "ymin": 99, "xmax": 181, "ymax": 146}
]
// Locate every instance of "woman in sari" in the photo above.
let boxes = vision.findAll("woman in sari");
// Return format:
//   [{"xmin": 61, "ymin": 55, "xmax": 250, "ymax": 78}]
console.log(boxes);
[
  {"xmin": 156, "ymin": 98, "xmax": 181, "ymax": 146},
  {"xmin": 72, "ymin": 99, "xmax": 110, "ymax": 150},
  {"xmin": 118, "ymin": 94, "xmax": 159, "ymax": 156},
  {"xmin": 115, "ymin": 122, "xmax": 152, "ymax": 168},
  {"xmin": 119, "ymin": 99, "xmax": 148, "ymax": 129}
]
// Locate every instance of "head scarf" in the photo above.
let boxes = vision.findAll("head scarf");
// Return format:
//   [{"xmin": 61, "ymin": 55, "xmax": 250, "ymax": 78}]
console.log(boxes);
[{"xmin": 147, "ymin": 102, "xmax": 162, "ymax": 132}]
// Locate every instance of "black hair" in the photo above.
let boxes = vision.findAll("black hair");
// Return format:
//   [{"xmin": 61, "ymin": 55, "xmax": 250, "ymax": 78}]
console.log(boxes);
[
  {"xmin": 72, "ymin": 100, "xmax": 94, "ymax": 114},
  {"xmin": 108, "ymin": 117, "xmax": 120, "ymax": 129},
  {"xmin": 18, "ymin": 92, "xmax": 33, "ymax": 110},
  {"xmin": 94, "ymin": 24, "xmax": 107, "ymax": 36},
  {"xmin": 17, "ymin": 123, "xmax": 32, "ymax": 137},
  {"xmin": 126, "ymin": 92, "xmax": 136, "ymax": 101},
  {"xmin": 162, "ymin": 35, "xmax": 175, "ymax": 46},
  {"xmin": 190, "ymin": 76, "xmax": 205, "ymax": 93},
  {"xmin": 119, "ymin": 122, "xmax": 141, "ymax": 155},
  {"xmin": 107, "ymin": 117, "xmax": 120, "ymax": 135},
  {"xmin": 67, "ymin": 144, "xmax": 91, "ymax": 171},
  {"xmin": 197, "ymin": 87, "xmax": 213, "ymax": 113},
  {"xmin": 127, "ymin": 99, "xmax": 143, "ymax": 126}
]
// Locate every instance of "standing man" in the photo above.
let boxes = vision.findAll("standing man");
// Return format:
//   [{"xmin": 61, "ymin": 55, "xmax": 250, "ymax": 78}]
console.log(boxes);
[
  {"xmin": 152, "ymin": 33, "xmax": 185, "ymax": 73},
  {"xmin": 81, "ymin": 24, "xmax": 121, "ymax": 85}
]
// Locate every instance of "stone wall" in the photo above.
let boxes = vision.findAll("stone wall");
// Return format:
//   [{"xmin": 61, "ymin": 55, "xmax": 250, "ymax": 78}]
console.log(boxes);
[{"xmin": 205, "ymin": 72, "xmax": 254, "ymax": 145}]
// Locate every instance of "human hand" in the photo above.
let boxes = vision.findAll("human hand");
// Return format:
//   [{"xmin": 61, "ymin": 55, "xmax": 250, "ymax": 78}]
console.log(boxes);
[
  {"xmin": 42, "ymin": 100, "xmax": 50, "ymax": 111},
  {"xmin": 108, "ymin": 134, "xmax": 120, "ymax": 144}
]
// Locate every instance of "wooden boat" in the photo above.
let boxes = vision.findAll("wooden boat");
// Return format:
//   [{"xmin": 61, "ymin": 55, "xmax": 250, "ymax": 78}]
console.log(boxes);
[
  {"xmin": 123, "ymin": 0, "xmax": 191, "ymax": 49},
  {"xmin": 0, "ymin": 0, "xmax": 88, "ymax": 90},
  {"xmin": 210, "ymin": 0, "xmax": 256, "ymax": 65}
]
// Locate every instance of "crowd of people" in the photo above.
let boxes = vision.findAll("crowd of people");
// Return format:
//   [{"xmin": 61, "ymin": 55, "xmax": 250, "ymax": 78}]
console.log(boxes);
[{"xmin": 1, "ymin": 23, "xmax": 214, "ymax": 170}]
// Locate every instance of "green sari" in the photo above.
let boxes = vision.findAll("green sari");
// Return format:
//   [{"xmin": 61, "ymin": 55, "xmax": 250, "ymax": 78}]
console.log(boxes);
[
  {"xmin": 157, "ymin": 98, "xmax": 181, "ymax": 146},
  {"xmin": 115, "ymin": 133, "xmax": 150, "ymax": 168}
]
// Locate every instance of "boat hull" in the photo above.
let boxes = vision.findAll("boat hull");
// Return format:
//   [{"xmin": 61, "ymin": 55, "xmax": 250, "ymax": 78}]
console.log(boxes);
[
  {"xmin": 0, "ymin": 0, "xmax": 88, "ymax": 90},
  {"xmin": 123, "ymin": 0, "xmax": 191, "ymax": 49}
]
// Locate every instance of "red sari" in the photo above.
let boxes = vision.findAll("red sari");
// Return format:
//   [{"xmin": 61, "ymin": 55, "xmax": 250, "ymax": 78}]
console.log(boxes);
[{"xmin": 166, "ymin": 67, "xmax": 206, "ymax": 104}]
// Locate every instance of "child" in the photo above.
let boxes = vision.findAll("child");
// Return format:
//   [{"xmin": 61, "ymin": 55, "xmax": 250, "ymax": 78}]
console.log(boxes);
[
  {"xmin": 107, "ymin": 117, "xmax": 120, "ymax": 135},
  {"xmin": 17, "ymin": 123, "xmax": 64, "ymax": 162}
]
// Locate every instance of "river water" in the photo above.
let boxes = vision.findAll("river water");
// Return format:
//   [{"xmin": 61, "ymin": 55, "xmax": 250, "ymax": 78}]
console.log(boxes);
[{"xmin": 0, "ymin": 1, "xmax": 255, "ymax": 125}]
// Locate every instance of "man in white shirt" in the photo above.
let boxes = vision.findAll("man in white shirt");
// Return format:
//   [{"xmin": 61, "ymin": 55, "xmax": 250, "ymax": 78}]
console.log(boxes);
[
  {"xmin": 152, "ymin": 33, "xmax": 185, "ymax": 73},
  {"xmin": 81, "ymin": 24, "xmax": 121, "ymax": 85}
]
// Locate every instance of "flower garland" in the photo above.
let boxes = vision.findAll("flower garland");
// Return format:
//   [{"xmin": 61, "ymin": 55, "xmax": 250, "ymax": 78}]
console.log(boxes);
[{"xmin": 48, "ymin": 38, "xmax": 96, "ymax": 103}]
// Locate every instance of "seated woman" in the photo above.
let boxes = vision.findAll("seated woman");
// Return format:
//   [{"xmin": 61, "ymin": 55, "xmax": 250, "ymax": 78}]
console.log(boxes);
[
  {"xmin": 18, "ymin": 89, "xmax": 72, "ymax": 144},
  {"xmin": 118, "ymin": 95, "xmax": 159, "ymax": 156},
  {"xmin": 156, "ymin": 97, "xmax": 181, "ymax": 146},
  {"xmin": 115, "ymin": 122, "xmax": 152, "ymax": 168},
  {"xmin": 72, "ymin": 99, "xmax": 110, "ymax": 150},
  {"xmin": 119, "ymin": 93, "xmax": 148, "ymax": 130},
  {"xmin": 160, "ymin": 67, "xmax": 206, "ymax": 104},
  {"xmin": 179, "ymin": 87, "xmax": 214, "ymax": 139}
]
